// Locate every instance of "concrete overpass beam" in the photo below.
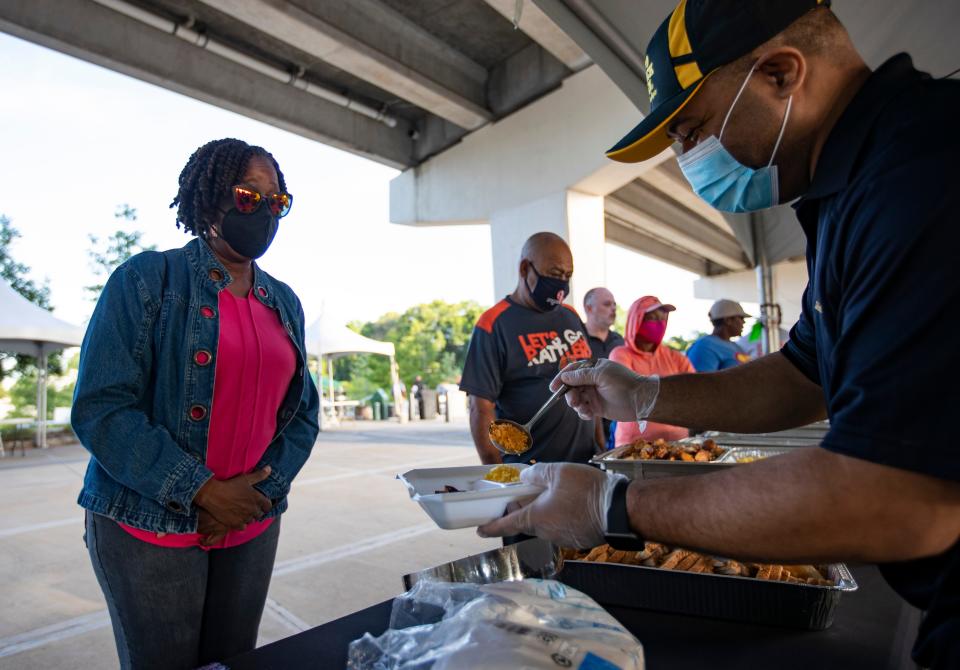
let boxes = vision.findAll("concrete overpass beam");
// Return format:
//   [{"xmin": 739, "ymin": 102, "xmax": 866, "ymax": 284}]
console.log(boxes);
[
  {"xmin": 483, "ymin": 0, "xmax": 591, "ymax": 70},
  {"xmin": 196, "ymin": 0, "xmax": 492, "ymax": 130},
  {"xmin": 0, "ymin": 0, "xmax": 413, "ymax": 167},
  {"xmin": 391, "ymin": 65, "xmax": 669, "ymax": 226},
  {"xmin": 604, "ymin": 196, "xmax": 743, "ymax": 272},
  {"xmin": 693, "ymin": 260, "xmax": 809, "ymax": 328},
  {"xmin": 490, "ymin": 190, "xmax": 605, "ymax": 315}
]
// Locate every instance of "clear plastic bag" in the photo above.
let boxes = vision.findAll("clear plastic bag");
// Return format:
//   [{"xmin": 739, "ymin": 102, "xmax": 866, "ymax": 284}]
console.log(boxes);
[{"xmin": 347, "ymin": 579, "xmax": 644, "ymax": 670}]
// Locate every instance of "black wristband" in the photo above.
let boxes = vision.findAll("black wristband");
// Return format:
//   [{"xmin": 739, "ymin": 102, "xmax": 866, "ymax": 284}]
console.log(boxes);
[{"xmin": 604, "ymin": 478, "xmax": 645, "ymax": 551}]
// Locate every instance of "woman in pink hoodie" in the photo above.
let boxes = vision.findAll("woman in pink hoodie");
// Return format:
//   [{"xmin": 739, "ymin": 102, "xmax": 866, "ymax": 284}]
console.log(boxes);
[{"xmin": 609, "ymin": 295, "xmax": 695, "ymax": 446}]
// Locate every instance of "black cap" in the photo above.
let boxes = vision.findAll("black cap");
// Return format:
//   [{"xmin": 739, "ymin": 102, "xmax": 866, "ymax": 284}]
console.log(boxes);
[{"xmin": 606, "ymin": 0, "xmax": 830, "ymax": 163}]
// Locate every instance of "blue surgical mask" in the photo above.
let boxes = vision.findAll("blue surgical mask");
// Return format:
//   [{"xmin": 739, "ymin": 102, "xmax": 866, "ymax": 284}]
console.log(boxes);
[{"xmin": 678, "ymin": 64, "xmax": 793, "ymax": 213}]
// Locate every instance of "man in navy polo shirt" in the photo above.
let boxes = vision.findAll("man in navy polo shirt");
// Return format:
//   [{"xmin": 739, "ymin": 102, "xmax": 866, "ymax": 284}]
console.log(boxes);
[{"xmin": 478, "ymin": 2, "xmax": 960, "ymax": 666}]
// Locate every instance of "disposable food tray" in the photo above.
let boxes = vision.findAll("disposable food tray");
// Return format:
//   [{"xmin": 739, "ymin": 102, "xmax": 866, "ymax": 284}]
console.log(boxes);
[{"xmin": 397, "ymin": 465, "xmax": 540, "ymax": 530}]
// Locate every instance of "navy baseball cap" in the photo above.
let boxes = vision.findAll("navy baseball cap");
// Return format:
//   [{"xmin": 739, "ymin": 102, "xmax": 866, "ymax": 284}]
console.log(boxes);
[{"xmin": 606, "ymin": 0, "xmax": 830, "ymax": 163}]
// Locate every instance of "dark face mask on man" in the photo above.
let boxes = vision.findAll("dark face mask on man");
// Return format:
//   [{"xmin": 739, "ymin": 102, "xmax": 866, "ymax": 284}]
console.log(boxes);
[
  {"xmin": 215, "ymin": 205, "xmax": 278, "ymax": 260},
  {"xmin": 525, "ymin": 263, "xmax": 570, "ymax": 311}
]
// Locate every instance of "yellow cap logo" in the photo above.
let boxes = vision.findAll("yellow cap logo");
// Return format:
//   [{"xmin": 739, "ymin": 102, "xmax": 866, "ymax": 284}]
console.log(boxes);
[{"xmin": 645, "ymin": 54, "xmax": 657, "ymax": 103}]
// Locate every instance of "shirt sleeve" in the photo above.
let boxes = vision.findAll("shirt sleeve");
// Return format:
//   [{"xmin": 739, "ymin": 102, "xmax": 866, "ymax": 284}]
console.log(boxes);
[
  {"xmin": 459, "ymin": 325, "xmax": 503, "ymax": 402},
  {"xmin": 71, "ymin": 260, "xmax": 214, "ymax": 515},
  {"xmin": 780, "ymin": 284, "xmax": 821, "ymax": 385},
  {"xmin": 818, "ymin": 143, "xmax": 960, "ymax": 482},
  {"xmin": 686, "ymin": 340, "xmax": 718, "ymax": 372}
]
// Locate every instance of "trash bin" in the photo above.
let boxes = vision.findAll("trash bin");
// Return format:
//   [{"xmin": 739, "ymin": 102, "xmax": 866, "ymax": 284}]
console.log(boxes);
[
  {"xmin": 419, "ymin": 388, "xmax": 438, "ymax": 420},
  {"xmin": 368, "ymin": 388, "xmax": 390, "ymax": 421}
]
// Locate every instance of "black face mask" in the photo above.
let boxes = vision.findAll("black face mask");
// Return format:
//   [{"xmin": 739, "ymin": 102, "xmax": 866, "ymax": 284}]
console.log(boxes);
[
  {"xmin": 526, "ymin": 263, "xmax": 569, "ymax": 311},
  {"xmin": 216, "ymin": 206, "xmax": 278, "ymax": 259}
]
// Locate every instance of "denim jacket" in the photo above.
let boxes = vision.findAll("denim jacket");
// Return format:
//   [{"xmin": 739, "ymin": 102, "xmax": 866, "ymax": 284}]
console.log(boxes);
[{"xmin": 73, "ymin": 238, "xmax": 319, "ymax": 534}]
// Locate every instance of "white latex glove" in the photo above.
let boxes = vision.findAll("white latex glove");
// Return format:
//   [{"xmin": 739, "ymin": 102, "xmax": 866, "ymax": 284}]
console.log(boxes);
[
  {"xmin": 550, "ymin": 358, "xmax": 660, "ymax": 423},
  {"xmin": 477, "ymin": 463, "xmax": 627, "ymax": 549}
]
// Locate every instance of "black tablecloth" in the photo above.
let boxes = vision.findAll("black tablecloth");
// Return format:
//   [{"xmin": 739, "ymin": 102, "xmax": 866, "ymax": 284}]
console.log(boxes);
[{"xmin": 226, "ymin": 565, "xmax": 922, "ymax": 670}]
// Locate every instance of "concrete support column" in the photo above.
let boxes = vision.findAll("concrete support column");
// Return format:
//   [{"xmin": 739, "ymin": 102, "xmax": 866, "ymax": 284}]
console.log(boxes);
[{"xmin": 490, "ymin": 189, "xmax": 606, "ymax": 314}]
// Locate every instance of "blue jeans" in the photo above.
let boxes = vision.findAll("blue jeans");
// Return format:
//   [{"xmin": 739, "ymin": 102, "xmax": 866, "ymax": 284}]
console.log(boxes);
[{"xmin": 84, "ymin": 512, "xmax": 280, "ymax": 670}]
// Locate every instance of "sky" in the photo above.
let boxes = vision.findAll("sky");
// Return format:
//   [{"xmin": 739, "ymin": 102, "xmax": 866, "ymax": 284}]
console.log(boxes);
[{"xmin": 0, "ymin": 33, "xmax": 752, "ymax": 341}]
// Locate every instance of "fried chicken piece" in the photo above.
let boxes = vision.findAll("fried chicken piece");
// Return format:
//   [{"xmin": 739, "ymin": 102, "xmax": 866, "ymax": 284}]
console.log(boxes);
[
  {"xmin": 694, "ymin": 449, "xmax": 712, "ymax": 462},
  {"xmin": 783, "ymin": 565, "xmax": 826, "ymax": 582},
  {"xmin": 756, "ymin": 564, "xmax": 784, "ymax": 581},
  {"xmin": 687, "ymin": 555, "xmax": 715, "ymax": 574},
  {"xmin": 607, "ymin": 550, "xmax": 630, "ymax": 564},
  {"xmin": 645, "ymin": 542, "xmax": 669, "ymax": 557},
  {"xmin": 714, "ymin": 559, "xmax": 751, "ymax": 577},
  {"xmin": 560, "ymin": 548, "xmax": 588, "ymax": 561},
  {"xmin": 659, "ymin": 549, "xmax": 693, "ymax": 570},
  {"xmin": 584, "ymin": 545, "xmax": 610, "ymax": 562},
  {"xmin": 675, "ymin": 552, "xmax": 702, "ymax": 571},
  {"xmin": 638, "ymin": 543, "xmax": 668, "ymax": 566}
]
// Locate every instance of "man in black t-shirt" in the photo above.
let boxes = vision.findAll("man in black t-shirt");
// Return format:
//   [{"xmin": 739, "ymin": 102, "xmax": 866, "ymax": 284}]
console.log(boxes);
[{"xmin": 460, "ymin": 232, "xmax": 597, "ymax": 465}]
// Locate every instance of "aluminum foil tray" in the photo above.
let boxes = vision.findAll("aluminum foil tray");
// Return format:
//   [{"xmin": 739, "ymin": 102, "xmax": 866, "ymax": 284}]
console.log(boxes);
[
  {"xmin": 716, "ymin": 446, "xmax": 793, "ymax": 463},
  {"xmin": 591, "ymin": 443, "xmax": 735, "ymax": 479},
  {"xmin": 402, "ymin": 539, "xmax": 562, "ymax": 591},
  {"xmin": 559, "ymin": 559, "xmax": 857, "ymax": 630}
]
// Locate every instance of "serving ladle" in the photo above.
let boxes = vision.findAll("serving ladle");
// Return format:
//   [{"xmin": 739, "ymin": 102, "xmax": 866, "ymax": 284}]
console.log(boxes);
[{"xmin": 488, "ymin": 360, "xmax": 593, "ymax": 456}]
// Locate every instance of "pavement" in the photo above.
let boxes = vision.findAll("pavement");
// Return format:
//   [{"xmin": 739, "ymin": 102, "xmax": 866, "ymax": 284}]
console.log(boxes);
[{"xmin": 0, "ymin": 419, "xmax": 499, "ymax": 669}]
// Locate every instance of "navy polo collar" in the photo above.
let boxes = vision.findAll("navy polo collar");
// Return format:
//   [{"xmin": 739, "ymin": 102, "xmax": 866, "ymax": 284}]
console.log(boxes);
[{"xmin": 796, "ymin": 54, "xmax": 925, "ymax": 207}]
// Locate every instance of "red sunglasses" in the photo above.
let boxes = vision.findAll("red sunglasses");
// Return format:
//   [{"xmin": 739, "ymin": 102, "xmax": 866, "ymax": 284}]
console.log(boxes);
[{"xmin": 231, "ymin": 185, "xmax": 293, "ymax": 218}]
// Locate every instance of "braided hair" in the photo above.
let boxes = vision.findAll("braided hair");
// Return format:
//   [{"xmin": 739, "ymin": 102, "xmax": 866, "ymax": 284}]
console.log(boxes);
[{"xmin": 170, "ymin": 138, "xmax": 287, "ymax": 237}]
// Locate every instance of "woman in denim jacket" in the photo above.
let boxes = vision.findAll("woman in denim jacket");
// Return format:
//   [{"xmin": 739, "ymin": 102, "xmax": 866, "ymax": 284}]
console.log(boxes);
[{"xmin": 72, "ymin": 138, "xmax": 320, "ymax": 669}]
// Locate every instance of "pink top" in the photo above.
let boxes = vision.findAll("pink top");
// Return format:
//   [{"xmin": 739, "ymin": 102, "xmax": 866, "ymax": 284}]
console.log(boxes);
[
  {"xmin": 610, "ymin": 344, "xmax": 695, "ymax": 446},
  {"xmin": 120, "ymin": 288, "xmax": 296, "ymax": 550}
]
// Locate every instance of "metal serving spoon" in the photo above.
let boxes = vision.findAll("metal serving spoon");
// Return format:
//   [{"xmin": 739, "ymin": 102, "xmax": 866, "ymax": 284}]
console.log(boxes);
[{"xmin": 488, "ymin": 360, "xmax": 593, "ymax": 456}]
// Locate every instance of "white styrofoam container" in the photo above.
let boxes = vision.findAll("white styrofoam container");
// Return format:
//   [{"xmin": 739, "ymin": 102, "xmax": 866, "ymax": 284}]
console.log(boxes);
[{"xmin": 397, "ymin": 465, "xmax": 543, "ymax": 530}]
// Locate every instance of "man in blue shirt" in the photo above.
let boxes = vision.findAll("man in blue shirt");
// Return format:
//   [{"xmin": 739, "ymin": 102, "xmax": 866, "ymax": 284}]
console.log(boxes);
[
  {"xmin": 687, "ymin": 299, "xmax": 752, "ymax": 371},
  {"xmin": 479, "ymin": 3, "xmax": 960, "ymax": 667}
]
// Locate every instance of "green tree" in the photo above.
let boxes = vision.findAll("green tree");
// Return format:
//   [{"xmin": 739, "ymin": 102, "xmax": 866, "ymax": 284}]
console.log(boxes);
[
  {"xmin": 86, "ymin": 204, "xmax": 156, "ymax": 301},
  {"xmin": 664, "ymin": 332, "xmax": 706, "ymax": 353},
  {"xmin": 335, "ymin": 300, "xmax": 486, "ymax": 400},
  {"xmin": 0, "ymin": 215, "xmax": 59, "ymax": 383},
  {"xmin": 0, "ymin": 215, "xmax": 52, "ymax": 309},
  {"xmin": 9, "ymin": 371, "xmax": 74, "ymax": 419}
]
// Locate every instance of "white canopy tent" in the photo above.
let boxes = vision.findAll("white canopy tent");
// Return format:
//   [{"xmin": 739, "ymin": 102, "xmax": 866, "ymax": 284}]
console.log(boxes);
[
  {"xmin": 305, "ymin": 314, "xmax": 400, "ymax": 430},
  {"xmin": 0, "ymin": 278, "xmax": 85, "ymax": 449}
]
